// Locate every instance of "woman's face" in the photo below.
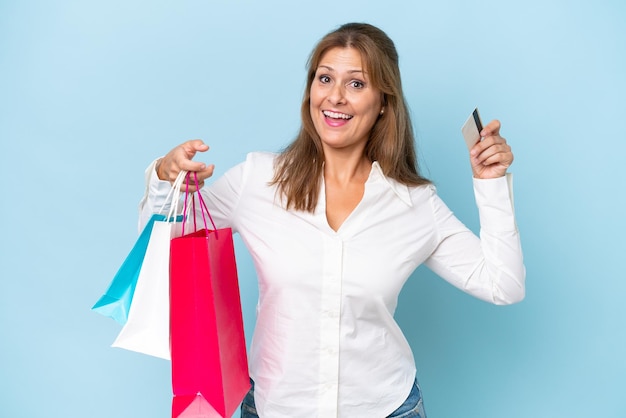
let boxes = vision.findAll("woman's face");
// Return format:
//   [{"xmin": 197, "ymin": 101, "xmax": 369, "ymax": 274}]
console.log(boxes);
[{"xmin": 309, "ymin": 47, "xmax": 382, "ymax": 154}]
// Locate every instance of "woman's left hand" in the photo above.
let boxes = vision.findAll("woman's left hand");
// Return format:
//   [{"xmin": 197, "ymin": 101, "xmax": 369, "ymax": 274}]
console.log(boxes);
[{"xmin": 470, "ymin": 119, "xmax": 514, "ymax": 179}]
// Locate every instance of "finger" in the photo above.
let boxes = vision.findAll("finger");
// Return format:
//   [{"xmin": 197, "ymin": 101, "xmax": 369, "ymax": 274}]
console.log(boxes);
[
  {"xmin": 473, "ymin": 142, "xmax": 511, "ymax": 165},
  {"xmin": 480, "ymin": 119, "xmax": 501, "ymax": 138},
  {"xmin": 472, "ymin": 149, "xmax": 513, "ymax": 170},
  {"xmin": 158, "ymin": 141, "xmax": 211, "ymax": 182},
  {"xmin": 180, "ymin": 140, "xmax": 210, "ymax": 165},
  {"xmin": 175, "ymin": 140, "xmax": 211, "ymax": 172},
  {"xmin": 470, "ymin": 134, "xmax": 508, "ymax": 157},
  {"xmin": 182, "ymin": 139, "xmax": 210, "ymax": 156},
  {"xmin": 194, "ymin": 164, "xmax": 215, "ymax": 183},
  {"xmin": 179, "ymin": 165, "xmax": 215, "ymax": 192},
  {"xmin": 177, "ymin": 156, "xmax": 208, "ymax": 173},
  {"xmin": 477, "ymin": 151, "xmax": 513, "ymax": 168}
]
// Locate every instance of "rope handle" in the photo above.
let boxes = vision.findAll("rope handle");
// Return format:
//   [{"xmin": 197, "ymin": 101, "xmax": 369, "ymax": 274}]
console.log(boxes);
[
  {"xmin": 181, "ymin": 171, "xmax": 218, "ymax": 237},
  {"xmin": 157, "ymin": 170, "xmax": 191, "ymax": 225}
]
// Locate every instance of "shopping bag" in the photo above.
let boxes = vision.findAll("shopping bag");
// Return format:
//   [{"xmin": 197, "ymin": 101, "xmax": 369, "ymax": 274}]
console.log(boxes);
[
  {"xmin": 111, "ymin": 170, "xmax": 189, "ymax": 359},
  {"xmin": 111, "ymin": 215, "xmax": 182, "ymax": 359},
  {"xmin": 170, "ymin": 175, "xmax": 250, "ymax": 418},
  {"xmin": 91, "ymin": 213, "xmax": 164, "ymax": 325},
  {"xmin": 171, "ymin": 393, "xmax": 222, "ymax": 418}
]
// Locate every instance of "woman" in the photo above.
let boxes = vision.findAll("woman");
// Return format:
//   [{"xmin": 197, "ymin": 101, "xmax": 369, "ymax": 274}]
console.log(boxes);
[{"xmin": 140, "ymin": 22, "xmax": 525, "ymax": 418}]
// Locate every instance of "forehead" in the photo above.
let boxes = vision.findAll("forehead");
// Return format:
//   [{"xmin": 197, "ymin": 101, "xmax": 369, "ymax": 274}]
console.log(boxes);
[{"xmin": 317, "ymin": 47, "xmax": 367, "ymax": 72}]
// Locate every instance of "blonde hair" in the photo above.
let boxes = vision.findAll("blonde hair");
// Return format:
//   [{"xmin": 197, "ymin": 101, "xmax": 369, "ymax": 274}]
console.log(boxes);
[{"xmin": 272, "ymin": 22, "xmax": 430, "ymax": 212}]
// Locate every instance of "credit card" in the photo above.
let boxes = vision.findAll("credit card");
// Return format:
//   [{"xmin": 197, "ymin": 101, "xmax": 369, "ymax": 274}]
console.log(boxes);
[{"xmin": 461, "ymin": 108, "xmax": 484, "ymax": 150}]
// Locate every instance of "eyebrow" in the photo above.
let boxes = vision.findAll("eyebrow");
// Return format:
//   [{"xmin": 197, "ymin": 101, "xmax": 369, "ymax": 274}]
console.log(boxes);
[{"xmin": 317, "ymin": 65, "xmax": 366, "ymax": 75}]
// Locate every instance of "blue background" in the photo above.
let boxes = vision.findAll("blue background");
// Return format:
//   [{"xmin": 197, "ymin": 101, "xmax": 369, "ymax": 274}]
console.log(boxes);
[{"xmin": 1, "ymin": 0, "xmax": 624, "ymax": 417}]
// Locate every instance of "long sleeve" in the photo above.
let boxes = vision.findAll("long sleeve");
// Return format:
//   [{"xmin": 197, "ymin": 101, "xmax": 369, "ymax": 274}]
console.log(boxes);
[
  {"xmin": 138, "ymin": 158, "xmax": 173, "ymax": 232},
  {"xmin": 424, "ymin": 174, "xmax": 525, "ymax": 305},
  {"xmin": 137, "ymin": 156, "xmax": 249, "ymax": 234}
]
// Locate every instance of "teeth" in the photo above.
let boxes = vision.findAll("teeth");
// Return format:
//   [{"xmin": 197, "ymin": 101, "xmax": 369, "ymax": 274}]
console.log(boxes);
[{"xmin": 323, "ymin": 110, "xmax": 352, "ymax": 120}]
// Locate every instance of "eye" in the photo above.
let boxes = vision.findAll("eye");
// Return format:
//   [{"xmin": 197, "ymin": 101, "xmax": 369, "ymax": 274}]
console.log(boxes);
[
  {"xmin": 349, "ymin": 80, "xmax": 365, "ymax": 89},
  {"xmin": 319, "ymin": 75, "xmax": 331, "ymax": 83}
]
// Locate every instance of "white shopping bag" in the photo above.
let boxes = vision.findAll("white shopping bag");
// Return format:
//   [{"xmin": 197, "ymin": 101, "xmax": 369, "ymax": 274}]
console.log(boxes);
[{"xmin": 111, "ymin": 170, "xmax": 189, "ymax": 359}]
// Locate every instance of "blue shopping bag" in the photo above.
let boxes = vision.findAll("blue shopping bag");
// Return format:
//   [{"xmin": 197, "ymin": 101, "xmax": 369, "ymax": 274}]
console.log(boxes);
[{"xmin": 92, "ymin": 213, "xmax": 166, "ymax": 325}]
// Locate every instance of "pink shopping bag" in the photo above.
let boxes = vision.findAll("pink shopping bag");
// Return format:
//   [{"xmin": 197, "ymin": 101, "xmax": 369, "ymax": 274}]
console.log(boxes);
[{"xmin": 169, "ymin": 174, "xmax": 250, "ymax": 418}]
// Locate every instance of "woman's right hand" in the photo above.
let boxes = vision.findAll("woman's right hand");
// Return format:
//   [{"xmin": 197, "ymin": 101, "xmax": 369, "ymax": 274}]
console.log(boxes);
[{"xmin": 155, "ymin": 139, "xmax": 215, "ymax": 192}]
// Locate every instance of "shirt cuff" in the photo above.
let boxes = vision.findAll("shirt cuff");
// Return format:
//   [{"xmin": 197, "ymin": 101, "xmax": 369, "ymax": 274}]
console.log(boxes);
[
  {"xmin": 140, "ymin": 157, "xmax": 177, "ymax": 212},
  {"xmin": 473, "ymin": 173, "xmax": 517, "ymax": 232}
]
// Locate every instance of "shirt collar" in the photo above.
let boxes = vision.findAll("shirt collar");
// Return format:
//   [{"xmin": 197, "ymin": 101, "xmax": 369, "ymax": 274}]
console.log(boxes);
[{"xmin": 370, "ymin": 161, "xmax": 413, "ymax": 207}]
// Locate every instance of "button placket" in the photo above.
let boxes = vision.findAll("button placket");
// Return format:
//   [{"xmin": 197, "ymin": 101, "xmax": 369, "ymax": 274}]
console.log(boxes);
[{"xmin": 317, "ymin": 236, "xmax": 343, "ymax": 417}]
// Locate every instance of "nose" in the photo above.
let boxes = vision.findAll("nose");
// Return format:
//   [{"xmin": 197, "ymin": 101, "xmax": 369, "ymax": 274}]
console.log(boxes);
[{"xmin": 327, "ymin": 83, "xmax": 346, "ymax": 105}]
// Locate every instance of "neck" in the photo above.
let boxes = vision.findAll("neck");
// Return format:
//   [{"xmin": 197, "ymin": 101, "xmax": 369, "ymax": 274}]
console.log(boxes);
[{"xmin": 323, "ymin": 149, "xmax": 372, "ymax": 186}]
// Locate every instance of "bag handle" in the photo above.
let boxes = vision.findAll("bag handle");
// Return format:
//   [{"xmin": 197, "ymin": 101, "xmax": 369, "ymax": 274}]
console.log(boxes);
[
  {"xmin": 182, "ymin": 171, "xmax": 218, "ymax": 237},
  {"xmin": 158, "ymin": 170, "xmax": 184, "ymax": 215},
  {"xmin": 152, "ymin": 170, "xmax": 194, "ymax": 229},
  {"xmin": 161, "ymin": 170, "xmax": 191, "ymax": 224}
]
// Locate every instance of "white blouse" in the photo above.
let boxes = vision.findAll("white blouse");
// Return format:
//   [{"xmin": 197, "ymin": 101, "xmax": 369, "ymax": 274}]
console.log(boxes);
[{"xmin": 139, "ymin": 152, "xmax": 525, "ymax": 418}]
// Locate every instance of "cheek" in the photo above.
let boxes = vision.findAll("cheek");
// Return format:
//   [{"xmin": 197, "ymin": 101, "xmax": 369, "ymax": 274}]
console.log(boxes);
[
  {"xmin": 309, "ymin": 90, "xmax": 326, "ymax": 123},
  {"xmin": 308, "ymin": 94, "xmax": 317, "ymax": 115},
  {"xmin": 367, "ymin": 98, "xmax": 383, "ymax": 119},
  {"xmin": 309, "ymin": 86, "xmax": 323, "ymax": 109}
]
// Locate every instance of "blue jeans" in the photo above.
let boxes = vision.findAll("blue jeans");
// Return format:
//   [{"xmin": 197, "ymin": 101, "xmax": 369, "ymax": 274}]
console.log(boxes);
[{"xmin": 240, "ymin": 379, "xmax": 426, "ymax": 417}]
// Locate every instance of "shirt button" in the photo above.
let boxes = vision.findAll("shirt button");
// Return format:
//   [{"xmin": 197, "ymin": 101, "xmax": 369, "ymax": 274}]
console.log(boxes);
[{"xmin": 323, "ymin": 310, "xmax": 337, "ymax": 318}]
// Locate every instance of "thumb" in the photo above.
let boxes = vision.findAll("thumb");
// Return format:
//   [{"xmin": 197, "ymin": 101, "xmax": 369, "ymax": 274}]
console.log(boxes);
[{"xmin": 480, "ymin": 119, "xmax": 501, "ymax": 138}]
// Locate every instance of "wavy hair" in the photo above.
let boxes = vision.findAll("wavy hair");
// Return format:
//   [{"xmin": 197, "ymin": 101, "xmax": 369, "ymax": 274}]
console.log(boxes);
[{"xmin": 272, "ymin": 22, "xmax": 430, "ymax": 212}]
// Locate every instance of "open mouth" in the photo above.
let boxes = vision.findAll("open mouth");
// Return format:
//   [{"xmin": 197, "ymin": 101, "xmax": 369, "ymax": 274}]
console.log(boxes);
[{"xmin": 323, "ymin": 110, "xmax": 353, "ymax": 120}]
